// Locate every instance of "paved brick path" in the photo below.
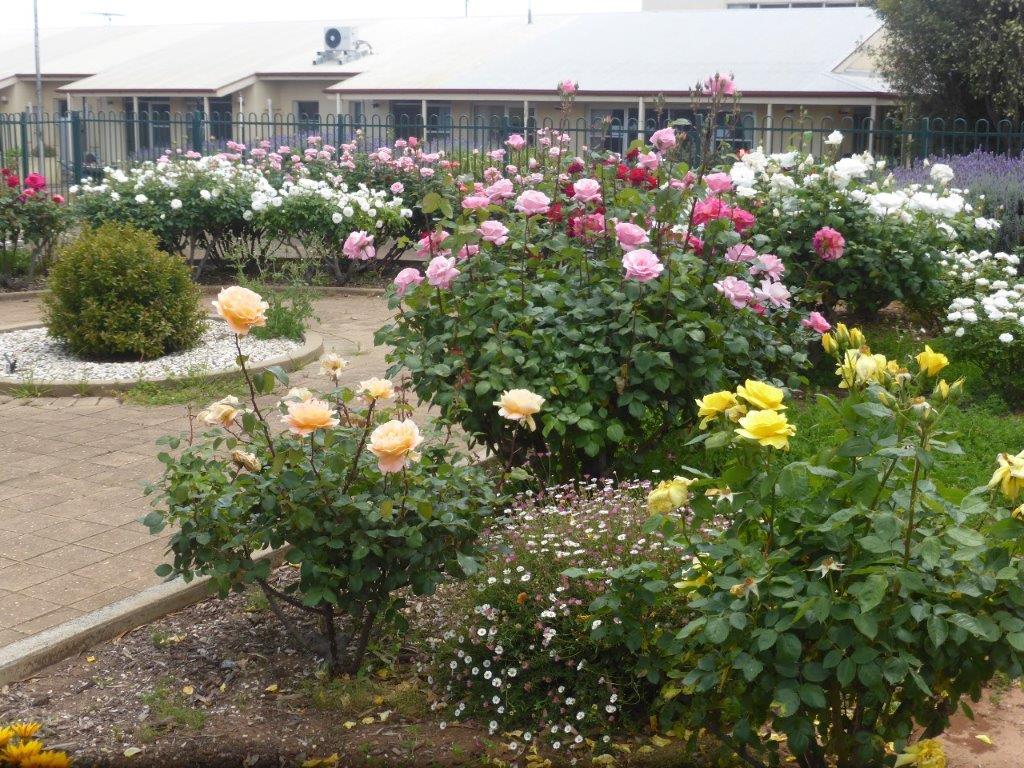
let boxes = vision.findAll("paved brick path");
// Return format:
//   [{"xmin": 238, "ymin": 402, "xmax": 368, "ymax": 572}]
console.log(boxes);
[{"xmin": 0, "ymin": 291, "xmax": 398, "ymax": 649}]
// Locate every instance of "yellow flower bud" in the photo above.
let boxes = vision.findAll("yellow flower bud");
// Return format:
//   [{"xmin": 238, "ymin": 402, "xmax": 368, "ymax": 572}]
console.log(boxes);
[
  {"xmin": 647, "ymin": 476, "xmax": 696, "ymax": 514},
  {"xmin": 915, "ymin": 345, "xmax": 949, "ymax": 377}
]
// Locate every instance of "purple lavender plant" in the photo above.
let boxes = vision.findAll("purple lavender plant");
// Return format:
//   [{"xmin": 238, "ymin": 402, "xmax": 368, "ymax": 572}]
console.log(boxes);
[{"xmin": 895, "ymin": 150, "xmax": 1024, "ymax": 249}]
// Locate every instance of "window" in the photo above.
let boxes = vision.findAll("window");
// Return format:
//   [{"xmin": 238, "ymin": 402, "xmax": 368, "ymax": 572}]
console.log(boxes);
[{"xmin": 125, "ymin": 98, "xmax": 171, "ymax": 155}]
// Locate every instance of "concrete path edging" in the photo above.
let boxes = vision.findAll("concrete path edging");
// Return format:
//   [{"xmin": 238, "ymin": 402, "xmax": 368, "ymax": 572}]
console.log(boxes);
[
  {"xmin": 0, "ymin": 547, "xmax": 288, "ymax": 686},
  {"xmin": 0, "ymin": 329, "xmax": 324, "ymax": 397},
  {"xmin": 0, "ymin": 286, "xmax": 385, "ymax": 303}
]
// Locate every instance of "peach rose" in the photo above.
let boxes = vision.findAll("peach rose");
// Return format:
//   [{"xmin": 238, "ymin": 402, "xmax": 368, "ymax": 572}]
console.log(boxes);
[
  {"xmin": 319, "ymin": 353, "xmax": 349, "ymax": 382},
  {"xmin": 213, "ymin": 286, "xmax": 269, "ymax": 336},
  {"xmin": 359, "ymin": 377, "xmax": 396, "ymax": 401},
  {"xmin": 231, "ymin": 449, "xmax": 262, "ymax": 473},
  {"xmin": 200, "ymin": 395, "xmax": 242, "ymax": 427},
  {"xmin": 493, "ymin": 389, "xmax": 545, "ymax": 431},
  {"xmin": 368, "ymin": 419, "xmax": 424, "ymax": 473},
  {"xmin": 283, "ymin": 398, "xmax": 339, "ymax": 436}
]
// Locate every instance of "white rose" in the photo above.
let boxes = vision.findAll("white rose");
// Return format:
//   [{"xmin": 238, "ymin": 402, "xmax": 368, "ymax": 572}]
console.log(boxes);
[
  {"xmin": 331, "ymin": 211, "xmax": 344, "ymax": 224},
  {"xmin": 825, "ymin": 130, "xmax": 843, "ymax": 146},
  {"xmin": 134, "ymin": 193, "xmax": 148, "ymax": 203},
  {"xmin": 999, "ymin": 332, "xmax": 1015, "ymax": 344},
  {"xmin": 170, "ymin": 198, "xmax": 182, "ymax": 210}
]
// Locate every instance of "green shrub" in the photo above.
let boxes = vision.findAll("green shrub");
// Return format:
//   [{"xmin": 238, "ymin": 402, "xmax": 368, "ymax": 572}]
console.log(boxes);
[{"xmin": 44, "ymin": 223, "xmax": 204, "ymax": 360}]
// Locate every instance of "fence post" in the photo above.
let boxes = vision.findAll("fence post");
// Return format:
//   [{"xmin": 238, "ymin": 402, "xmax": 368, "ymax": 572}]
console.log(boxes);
[
  {"xmin": 19, "ymin": 110, "xmax": 30, "ymax": 178},
  {"xmin": 919, "ymin": 116, "xmax": 931, "ymax": 159},
  {"xmin": 191, "ymin": 111, "xmax": 205, "ymax": 154},
  {"xmin": 70, "ymin": 110, "xmax": 83, "ymax": 184}
]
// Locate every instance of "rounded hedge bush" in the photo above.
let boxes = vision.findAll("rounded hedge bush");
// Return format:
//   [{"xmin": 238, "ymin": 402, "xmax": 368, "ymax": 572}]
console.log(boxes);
[{"xmin": 44, "ymin": 223, "xmax": 204, "ymax": 360}]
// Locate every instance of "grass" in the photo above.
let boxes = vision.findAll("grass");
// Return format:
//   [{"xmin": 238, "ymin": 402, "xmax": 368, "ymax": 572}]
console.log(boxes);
[
  {"xmin": 139, "ymin": 678, "xmax": 207, "ymax": 738},
  {"xmin": 120, "ymin": 371, "xmax": 250, "ymax": 407},
  {"xmin": 299, "ymin": 674, "xmax": 431, "ymax": 721}
]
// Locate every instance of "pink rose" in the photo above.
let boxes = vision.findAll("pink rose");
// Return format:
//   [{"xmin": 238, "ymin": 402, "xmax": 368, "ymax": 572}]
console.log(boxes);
[
  {"xmin": 649, "ymin": 127, "xmax": 677, "ymax": 153},
  {"xmin": 704, "ymin": 172, "xmax": 733, "ymax": 194},
  {"xmin": 506, "ymin": 133, "xmax": 527, "ymax": 151},
  {"xmin": 572, "ymin": 178, "xmax": 602, "ymax": 204},
  {"xmin": 754, "ymin": 279, "xmax": 792, "ymax": 309},
  {"xmin": 514, "ymin": 190, "xmax": 551, "ymax": 216},
  {"xmin": 749, "ymin": 253, "xmax": 785, "ymax": 282},
  {"xmin": 426, "ymin": 255, "xmax": 460, "ymax": 289},
  {"xmin": 416, "ymin": 230, "xmax": 451, "ymax": 258},
  {"xmin": 813, "ymin": 227, "xmax": 845, "ymax": 261},
  {"xmin": 614, "ymin": 221, "xmax": 649, "ymax": 252},
  {"xmin": 487, "ymin": 149, "xmax": 506, "ymax": 162},
  {"xmin": 622, "ymin": 249, "xmax": 664, "ymax": 283},
  {"xmin": 342, "ymin": 230, "xmax": 375, "ymax": 261},
  {"xmin": 558, "ymin": 79, "xmax": 578, "ymax": 95},
  {"xmin": 714, "ymin": 276, "xmax": 754, "ymax": 309},
  {"xmin": 419, "ymin": 167, "xmax": 435, "ymax": 178},
  {"xmin": 390, "ymin": 182, "xmax": 404, "ymax": 194},
  {"xmin": 24, "ymin": 172, "xmax": 46, "ymax": 190},
  {"xmin": 724, "ymin": 244, "xmax": 757, "ymax": 263},
  {"xmin": 462, "ymin": 195, "xmax": 491, "ymax": 210},
  {"xmin": 704, "ymin": 73, "xmax": 736, "ymax": 96},
  {"xmin": 729, "ymin": 207, "xmax": 756, "ymax": 234},
  {"xmin": 692, "ymin": 196, "xmax": 730, "ymax": 226},
  {"xmin": 393, "ymin": 268, "xmax": 424, "ymax": 296},
  {"xmin": 485, "ymin": 178, "xmax": 514, "ymax": 202},
  {"xmin": 637, "ymin": 152, "xmax": 660, "ymax": 171},
  {"xmin": 802, "ymin": 311, "xmax": 832, "ymax": 334},
  {"xmin": 457, "ymin": 244, "xmax": 480, "ymax": 261},
  {"xmin": 477, "ymin": 220, "xmax": 509, "ymax": 245}
]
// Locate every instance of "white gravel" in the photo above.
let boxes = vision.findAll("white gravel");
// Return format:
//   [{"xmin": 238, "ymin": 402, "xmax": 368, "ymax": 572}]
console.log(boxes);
[{"xmin": 0, "ymin": 321, "xmax": 302, "ymax": 383}]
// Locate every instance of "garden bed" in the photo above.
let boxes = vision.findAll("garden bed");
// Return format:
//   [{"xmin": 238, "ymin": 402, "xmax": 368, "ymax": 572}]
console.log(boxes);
[{"xmin": 0, "ymin": 321, "xmax": 322, "ymax": 396}]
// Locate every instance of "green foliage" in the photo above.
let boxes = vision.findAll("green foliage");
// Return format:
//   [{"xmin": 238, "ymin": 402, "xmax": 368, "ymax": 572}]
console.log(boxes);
[
  {"xmin": 870, "ymin": 0, "xmax": 1024, "ymax": 121},
  {"xmin": 145, "ymin": 361, "xmax": 495, "ymax": 675},
  {"xmin": 44, "ymin": 223, "xmax": 204, "ymax": 360},
  {"xmin": 121, "ymin": 371, "xmax": 250, "ymax": 407},
  {"xmin": 586, "ymin": 332, "xmax": 1024, "ymax": 767}
]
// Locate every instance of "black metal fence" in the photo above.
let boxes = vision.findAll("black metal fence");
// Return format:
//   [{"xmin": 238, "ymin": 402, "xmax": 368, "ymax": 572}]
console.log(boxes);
[{"xmin": 2, "ymin": 110, "xmax": 1023, "ymax": 195}]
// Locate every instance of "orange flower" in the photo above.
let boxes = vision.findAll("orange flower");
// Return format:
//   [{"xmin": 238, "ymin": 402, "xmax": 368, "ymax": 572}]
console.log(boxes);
[
  {"xmin": 213, "ymin": 286, "xmax": 269, "ymax": 336},
  {"xmin": 283, "ymin": 398, "xmax": 339, "ymax": 436}
]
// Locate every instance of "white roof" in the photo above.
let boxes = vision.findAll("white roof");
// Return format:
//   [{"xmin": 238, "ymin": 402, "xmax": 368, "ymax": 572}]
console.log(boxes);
[{"xmin": 327, "ymin": 8, "xmax": 889, "ymax": 97}]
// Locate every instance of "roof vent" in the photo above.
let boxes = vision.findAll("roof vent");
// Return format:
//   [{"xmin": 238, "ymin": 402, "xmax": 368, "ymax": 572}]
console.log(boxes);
[{"xmin": 315, "ymin": 26, "xmax": 373, "ymax": 65}]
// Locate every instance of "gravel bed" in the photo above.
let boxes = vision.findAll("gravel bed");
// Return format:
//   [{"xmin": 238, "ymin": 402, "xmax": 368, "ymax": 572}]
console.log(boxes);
[{"xmin": 0, "ymin": 321, "xmax": 301, "ymax": 383}]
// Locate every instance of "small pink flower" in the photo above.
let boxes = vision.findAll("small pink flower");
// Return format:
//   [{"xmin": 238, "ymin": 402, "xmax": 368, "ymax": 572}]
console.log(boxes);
[
  {"xmin": 485, "ymin": 178, "xmax": 514, "ymax": 202},
  {"xmin": 477, "ymin": 220, "xmax": 510, "ymax": 245},
  {"xmin": 558, "ymin": 79, "xmax": 578, "ymax": 95},
  {"xmin": 393, "ymin": 267, "xmax": 424, "ymax": 296},
  {"xmin": 514, "ymin": 190, "xmax": 551, "ymax": 216},
  {"xmin": 754, "ymin": 279, "xmax": 792, "ymax": 309},
  {"xmin": 614, "ymin": 221, "xmax": 649, "ymax": 252},
  {"xmin": 649, "ymin": 127, "xmax": 676, "ymax": 153},
  {"xmin": 802, "ymin": 311, "xmax": 832, "ymax": 334},
  {"xmin": 813, "ymin": 227, "xmax": 845, "ymax": 261},
  {"xmin": 724, "ymin": 243, "xmax": 757, "ymax": 263},
  {"xmin": 342, "ymin": 230, "xmax": 375, "ymax": 261},
  {"xmin": 704, "ymin": 172, "xmax": 733, "ymax": 193},
  {"xmin": 704, "ymin": 73, "xmax": 736, "ymax": 96},
  {"xmin": 461, "ymin": 195, "xmax": 491, "ymax": 210},
  {"xmin": 506, "ymin": 133, "xmax": 527, "ymax": 151},
  {"xmin": 457, "ymin": 244, "xmax": 480, "ymax": 261},
  {"xmin": 390, "ymin": 182, "xmax": 404, "ymax": 194},
  {"xmin": 636, "ymin": 152, "xmax": 660, "ymax": 171},
  {"xmin": 749, "ymin": 253, "xmax": 785, "ymax": 282},
  {"xmin": 714, "ymin": 276, "xmax": 754, "ymax": 309},
  {"xmin": 622, "ymin": 249, "xmax": 664, "ymax": 282},
  {"xmin": 572, "ymin": 178, "xmax": 602, "ymax": 204},
  {"xmin": 426, "ymin": 255, "xmax": 460, "ymax": 289}
]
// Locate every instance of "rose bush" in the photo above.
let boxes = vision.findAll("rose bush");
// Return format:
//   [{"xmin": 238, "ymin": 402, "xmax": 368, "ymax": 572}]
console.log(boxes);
[
  {"xmin": 378, "ymin": 81, "xmax": 813, "ymax": 478},
  {"xmin": 0, "ymin": 168, "xmax": 67, "ymax": 286},
  {"xmin": 145, "ymin": 286, "xmax": 495, "ymax": 674},
  {"xmin": 581, "ymin": 330, "xmax": 1024, "ymax": 768}
]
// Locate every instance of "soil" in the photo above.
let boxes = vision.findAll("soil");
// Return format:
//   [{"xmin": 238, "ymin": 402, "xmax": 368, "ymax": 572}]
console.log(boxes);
[{"xmin": 3, "ymin": 569, "xmax": 1023, "ymax": 768}]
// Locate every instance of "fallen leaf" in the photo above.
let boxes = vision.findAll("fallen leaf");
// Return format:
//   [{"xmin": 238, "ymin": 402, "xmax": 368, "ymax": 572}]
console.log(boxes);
[
  {"xmin": 301, "ymin": 754, "xmax": 339, "ymax": 768},
  {"xmin": 378, "ymin": 710, "xmax": 391, "ymax": 722},
  {"xmin": 592, "ymin": 755, "xmax": 616, "ymax": 766},
  {"xmin": 360, "ymin": 716, "xmax": 375, "ymax": 725},
  {"xmin": 977, "ymin": 735, "xmax": 994, "ymax": 746},
  {"xmin": 373, "ymin": 695, "xmax": 384, "ymax": 705},
  {"xmin": 343, "ymin": 721, "xmax": 357, "ymax": 730},
  {"xmin": 264, "ymin": 684, "xmax": 278, "ymax": 693},
  {"xmin": 181, "ymin": 685, "xmax": 194, "ymax": 696},
  {"xmin": 219, "ymin": 683, "xmax": 226, "ymax": 693},
  {"xmin": 123, "ymin": 747, "xmax": 142, "ymax": 758},
  {"xmin": 86, "ymin": 656, "xmax": 96, "ymax": 663},
  {"xmin": 650, "ymin": 735, "xmax": 672, "ymax": 748}
]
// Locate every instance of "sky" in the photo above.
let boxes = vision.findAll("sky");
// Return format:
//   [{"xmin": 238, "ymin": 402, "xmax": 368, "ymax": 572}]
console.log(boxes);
[{"xmin": 6, "ymin": 0, "xmax": 639, "ymax": 30}]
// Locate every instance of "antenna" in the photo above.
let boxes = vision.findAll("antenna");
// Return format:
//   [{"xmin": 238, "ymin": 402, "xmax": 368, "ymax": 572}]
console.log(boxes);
[
  {"xmin": 86, "ymin": 11, "xmax": 126, "ymax": 24},
  {"xmin": 527, "ymin": 0, "xmax": 533, "ymax": 24}
]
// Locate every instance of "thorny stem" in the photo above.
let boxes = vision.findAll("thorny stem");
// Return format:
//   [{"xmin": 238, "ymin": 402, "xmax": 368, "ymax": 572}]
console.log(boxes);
[
  {"xmin": 342, "ymin": 399, "xmax": 376, "ymax": 494},
  {"xmin": 234, "ymin": 334, "xmax": 276, "ymax": 458}
]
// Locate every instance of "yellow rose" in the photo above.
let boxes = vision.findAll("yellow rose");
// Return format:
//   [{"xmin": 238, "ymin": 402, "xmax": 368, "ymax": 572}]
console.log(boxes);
[
  {"xmin": 695, "ymin": 390, "xmax": 739, "ymax": 429},
  {"xmin": 494, "ymin": 389, "xmax": 545, "ymax": 431},
  {"xmin": 988, "ymin": 450, "xmax": 1024, "ymax": 501},
  {"xmin": 647, "ymin": 476, "xmax": 696, "ymax": 514},
  {"xmin": 933, "ymin": 379, "xmax": 950, "ymax": 402},
  {"xmin": 848, "ymin": 326, "xmax": 866, "ymax": 349},
  {"xmin": 915, "ymin": 345, "xmax": 949, "ymax": 377},
  {"xmin": 283, "ymin": 398, "xmax": 339, "ymax": 436},
  {"xmin": 894, "ymin": 739, "xmax": 946, "ymax": 768},
  {"xmin": 319, "ymin": 353, "xmax": 349, "ymax": 381},
  {"xmin": 359, "ymin": 377, "xmax": 396, "ymax": 401},
  {"xmin": 837, "ymin": 350, "xmax": 887, "ymax": 389},
  {"xmin": 736, "ymin": 380, "xmax": 786, "ymax": 411},
  {"xmin": 230, "ymin": 449, "xmax": 262, "ymax": 473},
  {"xmin": 821, "ymin": 332, "xmax": 838, "ymax": 355},
  {"xmin": 735, "ymin": 409, "xmax": 796, "ymax": 450},
  {"xmin": 368, "ymin": 419, "xmax": 424, "ymax": 473},
  {"xmin": 200, "ymin": 395, "xmax": 241, "ymax": 427},
  {"xmin": 213, "ymin": 286, "xmax": 269, "ymax": 336}
]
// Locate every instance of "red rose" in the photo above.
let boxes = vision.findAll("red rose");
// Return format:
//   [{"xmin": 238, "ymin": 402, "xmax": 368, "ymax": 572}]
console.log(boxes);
[
  {"xmin": 566, "ymin": 159, "xmax": 584, "ymax": 174},
  {"xmin": 546, "ymin": 202, "xmax": 563, "ymax": 223},
  {"xmin": 628, "ymin": 167, "xmax": 647, "ymax": 186},
  {"xmin": 5, "ymin": 175, "xmax": 18, "ymax": 188},
  {"xmin": 626, "ymin": 148, "xmax": 640, "ymax": 161},
  {"xmin": 616, "ymin": 163, "xmax": 629, "ymax": 181},
  {"xmin": 563, "ymin": 182, "xmax": 575, "ymax": 198},
  {"xmin": 0, "ymin": 168, "xmax": 9, "ymax": 177}
]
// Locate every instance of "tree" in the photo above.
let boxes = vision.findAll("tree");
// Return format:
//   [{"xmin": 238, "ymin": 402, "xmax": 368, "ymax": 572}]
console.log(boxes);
[{"xmin": 869, "ymin": 0, "xmax": 1024, "ymax": 122}]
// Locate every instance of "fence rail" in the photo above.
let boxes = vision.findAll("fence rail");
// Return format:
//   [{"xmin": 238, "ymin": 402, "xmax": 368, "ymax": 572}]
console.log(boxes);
[{"xmin": 3, "ymin": 110, "xmax": 1024, "ymax": 195}]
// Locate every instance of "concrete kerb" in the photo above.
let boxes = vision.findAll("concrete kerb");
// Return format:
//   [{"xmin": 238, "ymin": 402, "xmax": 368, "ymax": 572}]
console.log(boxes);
[
  {"xmin": 0, "ymin": 327, "xmax": 325, "ymax": 397},
  {"xmin": 0, "ymin": 548, "xmax": 289, "ymax": 687},
  {"xmin": 0, "ymin": 286, "xmax": 386, "ymax": 303}
]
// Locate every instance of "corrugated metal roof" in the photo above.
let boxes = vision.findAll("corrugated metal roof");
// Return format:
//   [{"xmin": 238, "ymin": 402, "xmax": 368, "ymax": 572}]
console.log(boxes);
[{"xmin": 326, "ymin": 8, "xmax": 889, "ymax": 96}]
